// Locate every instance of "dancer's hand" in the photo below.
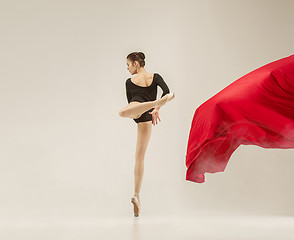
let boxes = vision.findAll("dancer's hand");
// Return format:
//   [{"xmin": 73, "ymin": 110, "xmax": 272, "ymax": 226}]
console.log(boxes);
[{"xmin": 149, "ymin": 107, "xmax": 161, "ymax": 126}]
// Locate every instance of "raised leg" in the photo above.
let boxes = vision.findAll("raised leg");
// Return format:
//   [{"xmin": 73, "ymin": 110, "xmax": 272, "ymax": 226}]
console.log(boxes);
[
  {"xmin": 119, "ymin": 93, "xmax": 174, "ymax": 119},
  {"xmin": 119, "ymin": 101, "xmax": 155, "ymax": 119}
]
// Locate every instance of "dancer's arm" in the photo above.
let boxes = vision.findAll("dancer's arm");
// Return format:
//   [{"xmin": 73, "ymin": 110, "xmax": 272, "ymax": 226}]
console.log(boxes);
[
  {"xmin": 157, "ymin": 74, "xmax": 170, "ymax": 98},
  {"xmin": 154, "ymin": 74, "xmax": 170, "ymax": 111},
  {"xmin": 149, "ymin": 74, "xmax": 169, "ymax": 125},
  {"xmin": 125, "ymin": 80, "xmax": 132, "ymax": 103}
]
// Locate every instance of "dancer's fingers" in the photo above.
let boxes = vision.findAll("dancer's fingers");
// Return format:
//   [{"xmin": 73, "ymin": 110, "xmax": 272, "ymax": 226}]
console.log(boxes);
[{"xmin": 151, "ymin": 114, "xmax": 156, "ymax": 126}]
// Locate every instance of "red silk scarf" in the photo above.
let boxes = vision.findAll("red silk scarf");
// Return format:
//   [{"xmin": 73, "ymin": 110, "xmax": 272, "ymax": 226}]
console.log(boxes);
[{"xmin": 186, "ymin": 55, "xmax": 294, "ymax": 183}]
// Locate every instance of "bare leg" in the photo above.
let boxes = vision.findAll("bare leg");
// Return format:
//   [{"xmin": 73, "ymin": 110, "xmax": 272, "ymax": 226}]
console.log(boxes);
[
  {"xmin": 134, "ymin": 121, "xmax": 152, "ymax": 197},
  {"xmin": 119, "ymin": 101, "xmax": 154, "ymax": 119},
  {"xmin": 119, "ymin": 93, "xmax": 174, "ymax": 119}
]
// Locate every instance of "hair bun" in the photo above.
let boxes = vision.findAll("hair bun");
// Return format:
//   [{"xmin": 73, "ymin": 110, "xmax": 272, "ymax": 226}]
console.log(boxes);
[
  {"xmin": 139, "ymin": 52, "xmax": 145, "ymax": 60},
  {"xmin": 126, "ymin": 51, "xmax": 146, "ymax": 67}
]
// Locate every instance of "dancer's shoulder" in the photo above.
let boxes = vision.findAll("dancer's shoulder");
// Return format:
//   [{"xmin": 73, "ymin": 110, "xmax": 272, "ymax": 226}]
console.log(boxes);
[
  {"xmin": 153, "ymin": 72, "xmax": 162, "ymax": 81},
  {"xmin": 154, "ymin": 73, "xmax": 165, "ymax": 83},
  {"xmin": 125, "ymin": 78, "xmax": 131, "ymax": 84}
]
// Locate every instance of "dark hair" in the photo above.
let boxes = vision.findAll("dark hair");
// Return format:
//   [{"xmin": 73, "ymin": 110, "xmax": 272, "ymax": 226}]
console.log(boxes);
[{"xmin": 127, "ymin": 52, "xmax": 145, "ymax": 67}]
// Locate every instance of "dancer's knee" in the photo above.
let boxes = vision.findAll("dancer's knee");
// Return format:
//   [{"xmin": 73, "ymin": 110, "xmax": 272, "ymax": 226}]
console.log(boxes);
[
  {"xmin": 119, "ymin": 109, "xmax": 128, "ymax": 117},
  {"xmin": 135, "ymin": 154, "xmax": 145, "ymax": 162}
]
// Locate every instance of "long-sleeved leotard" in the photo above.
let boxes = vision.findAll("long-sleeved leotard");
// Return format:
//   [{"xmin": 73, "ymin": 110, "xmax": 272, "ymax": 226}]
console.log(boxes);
[{"xmin": 125, "ymin": 73, "xmax": 170, "ymax": 123}]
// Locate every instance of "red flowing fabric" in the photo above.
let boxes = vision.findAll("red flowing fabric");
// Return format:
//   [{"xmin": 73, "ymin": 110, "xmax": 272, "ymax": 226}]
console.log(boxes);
[{"xmin": 186, "ymin": 55, "xmax": 294, "ymax": 183}]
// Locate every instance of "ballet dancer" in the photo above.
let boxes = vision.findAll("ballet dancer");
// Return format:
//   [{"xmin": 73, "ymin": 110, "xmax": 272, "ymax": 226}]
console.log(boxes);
[{"xmin": 119, "ymin": 51, "xmax": 175, "ymax": 217}]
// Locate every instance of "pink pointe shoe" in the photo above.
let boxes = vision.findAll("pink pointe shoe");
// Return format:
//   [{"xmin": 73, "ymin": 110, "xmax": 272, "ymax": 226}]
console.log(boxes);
[{"xmin": 131, "ymin": 196, "xmax": 140, "ymax": 217}]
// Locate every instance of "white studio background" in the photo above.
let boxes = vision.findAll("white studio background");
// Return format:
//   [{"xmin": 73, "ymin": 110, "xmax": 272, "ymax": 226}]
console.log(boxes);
[{"xmin": 0, "ymin": 0, "xmax": 294, "ymax": 218}]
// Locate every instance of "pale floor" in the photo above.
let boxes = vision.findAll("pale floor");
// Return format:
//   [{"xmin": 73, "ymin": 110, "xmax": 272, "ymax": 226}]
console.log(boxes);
[{"xmin": 0, "ymin": 212, "xmax": 294, "ymax": 240}]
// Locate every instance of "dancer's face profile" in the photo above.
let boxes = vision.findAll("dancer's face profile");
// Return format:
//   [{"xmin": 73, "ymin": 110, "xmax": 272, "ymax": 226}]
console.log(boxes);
[{"xmin": 127, "ymin": 59, "xmax": 139, "ymax": 75}]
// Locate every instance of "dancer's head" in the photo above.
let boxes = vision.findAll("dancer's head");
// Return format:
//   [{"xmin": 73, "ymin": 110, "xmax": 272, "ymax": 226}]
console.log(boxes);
[{"xmin": 126, "ymin": 52, "xmax": 145, "ymax": 74}]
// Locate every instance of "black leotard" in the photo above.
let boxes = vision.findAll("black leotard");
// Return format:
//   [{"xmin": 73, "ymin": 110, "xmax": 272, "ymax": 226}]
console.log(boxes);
[{"xmin": 125, "ymin": 73, "xmax": 170, "ymax": 123}]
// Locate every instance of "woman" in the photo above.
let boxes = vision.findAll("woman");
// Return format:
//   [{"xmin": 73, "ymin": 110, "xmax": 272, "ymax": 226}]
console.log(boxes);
[{"xmin": 119, "ymin": 52, "xmax": 175, "ymax": 217}]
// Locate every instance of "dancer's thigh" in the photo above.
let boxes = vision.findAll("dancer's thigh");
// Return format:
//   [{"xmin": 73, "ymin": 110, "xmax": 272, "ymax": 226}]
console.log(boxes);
[
  {"xmin": 135, "ymin": 121, "xmax": 152, "ymax": 159},
  {"xmin": 130, "ymin": 101, "xmax": 142, "ymax": 119}
]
